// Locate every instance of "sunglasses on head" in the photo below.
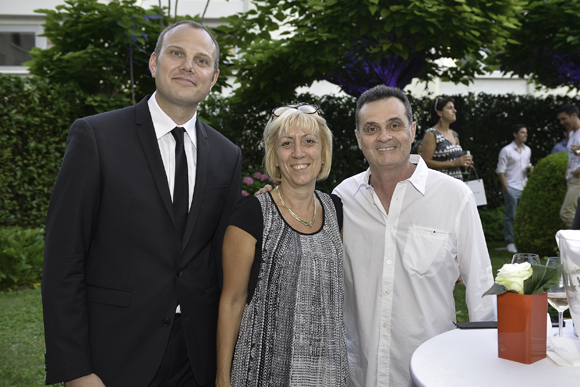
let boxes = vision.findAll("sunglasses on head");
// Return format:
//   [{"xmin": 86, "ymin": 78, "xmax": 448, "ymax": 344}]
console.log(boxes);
[{"xmin": 271, "ymin": 103, "xmax": 320, "ymax": 118}]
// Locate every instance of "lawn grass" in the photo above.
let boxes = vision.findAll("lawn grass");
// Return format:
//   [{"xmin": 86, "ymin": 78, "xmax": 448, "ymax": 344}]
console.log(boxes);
[
  {"xmin": 0, "ymin": 287, "xmax": 60, "ymax": 387},
  {"xmin": 0, "ymin": 242, "xmax": 532, "ymax": 386},
  {"xmin": 455, "ymin": 241, "xmax": 513, "ymax": 322}
]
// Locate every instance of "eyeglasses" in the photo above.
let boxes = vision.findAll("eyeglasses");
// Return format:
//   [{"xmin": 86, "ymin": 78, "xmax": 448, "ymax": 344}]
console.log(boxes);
[{"xmin": 271, "ymin": 103, "xmax": 320, "ymax": 118}]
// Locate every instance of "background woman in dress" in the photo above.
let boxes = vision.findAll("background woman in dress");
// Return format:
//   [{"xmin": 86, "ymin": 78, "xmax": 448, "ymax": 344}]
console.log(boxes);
[
  {"xmin": 422, "ymin": 96, "xmax": 473, "ymax": 180},
  {"xmin": 216, "ymin": 104, "xmax": 349, "ymax": 387}
]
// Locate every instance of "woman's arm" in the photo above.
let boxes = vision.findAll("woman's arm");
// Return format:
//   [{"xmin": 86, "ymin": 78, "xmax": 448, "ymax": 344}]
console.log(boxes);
[
  {"xmin": 422, "ymin": 131, "xmax": 473, "ymax": 169},
  {"xmin": 216, "ymin": 225, "xmax": 257, "ymax": 387}
]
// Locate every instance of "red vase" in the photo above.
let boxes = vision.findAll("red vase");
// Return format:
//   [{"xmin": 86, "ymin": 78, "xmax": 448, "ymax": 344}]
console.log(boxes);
[{"xmin": 497, "ymin": 292, "xmax": 547, "ymax": 364}]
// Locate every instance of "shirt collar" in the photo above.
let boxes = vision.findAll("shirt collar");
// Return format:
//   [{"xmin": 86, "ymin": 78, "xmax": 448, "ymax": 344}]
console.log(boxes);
[
  {"xmin": 509, "ymin": 141, "xmax": 528, "ymax": 152},
  {"xmin": 407, "ymin": 154, "xmax": 427, "ymax": 196},
  {"xmin": 354, "ymin": 154, "xmax": 427, "ymax": 196},
  {"xmin": 148, "ymin": 92, "xmax": 197, "ymax": 148}
]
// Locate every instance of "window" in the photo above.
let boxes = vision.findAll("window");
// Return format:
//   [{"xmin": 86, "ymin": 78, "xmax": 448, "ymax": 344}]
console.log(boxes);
[
  {"xmin": 0, "ymin": 24, "xmax": 47, "ymax": 74},
  {"xmin": 0, "ymin": 32, "xmax": 35, "ymax": 65}
]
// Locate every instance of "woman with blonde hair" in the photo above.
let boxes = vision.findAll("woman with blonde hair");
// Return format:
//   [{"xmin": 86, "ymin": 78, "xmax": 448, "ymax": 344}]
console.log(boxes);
[{"xmin": 216, "ymin": 103, "xmax": 349, "ymax": 387}]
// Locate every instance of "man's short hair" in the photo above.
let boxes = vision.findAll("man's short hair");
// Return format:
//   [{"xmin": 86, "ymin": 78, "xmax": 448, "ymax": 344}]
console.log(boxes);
[
  {"xmin": 154, "ymin": 20, "xmax": 220, "ymax": 71},
  {"xmin": 512, "ymin": 124, "xmax": 527, "ymax": 135},
  {"xmin": 355, "ymin": 85, "xmax": 414, "ymax": 131},
  {"xmin": 557, "ymin": 104, "xmax": 579, "ymax": 117}
]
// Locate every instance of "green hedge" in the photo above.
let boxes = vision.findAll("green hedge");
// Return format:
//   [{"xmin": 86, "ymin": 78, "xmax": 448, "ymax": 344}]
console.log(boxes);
[
  {"xmin": 514, "ymin": 151, "xmax": 568, "ymax": 257},
  {"xmin": 0, "ymin": 227, "xmax": 45, "ymax": 290},
  {"xmin": 3, "ymin": 73, "xmax": 580, "ymax": 230},
  {"xmin": 0, "ymin": 75, "xmax": 89, "ymax": 228},
  {"xmin": 200, "ymin": 91, "xmax": 580, "ymax": 203}
]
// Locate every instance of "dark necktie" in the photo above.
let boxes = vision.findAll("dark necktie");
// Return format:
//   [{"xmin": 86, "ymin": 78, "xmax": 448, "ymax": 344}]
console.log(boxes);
[{"xmin": 171, "ymin": 127, "xmax": 188, "ymax": 237}]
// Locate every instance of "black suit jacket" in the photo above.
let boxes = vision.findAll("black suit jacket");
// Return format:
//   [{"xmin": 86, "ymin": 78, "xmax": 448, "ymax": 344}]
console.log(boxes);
[{"xmin": 42, "ymin": 96, "xmax": 241, "ymax": 386}]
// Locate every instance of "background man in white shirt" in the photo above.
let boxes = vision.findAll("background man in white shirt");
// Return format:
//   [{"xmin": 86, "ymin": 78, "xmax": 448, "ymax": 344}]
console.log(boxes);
[
  {"xmin": 333, "ymin": 85, "xmax": 496, "ymax": 387},
  {"xmin": 558, "ymin": 104, "xmax": 580, "ymax": 228},
  {"xmin": 496, "ymin": 124, "xmax": 532, "ymax": 253}
]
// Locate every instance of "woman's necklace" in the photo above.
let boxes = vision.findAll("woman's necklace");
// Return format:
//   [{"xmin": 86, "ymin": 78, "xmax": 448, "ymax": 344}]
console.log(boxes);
[{"xmin": 275, "ymin": 186, "xmax": 317, "ymax": 228}]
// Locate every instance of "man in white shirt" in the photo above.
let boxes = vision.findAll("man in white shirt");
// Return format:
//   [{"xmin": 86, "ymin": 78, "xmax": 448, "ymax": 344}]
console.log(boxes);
[
  {"xmin": 333, "ymin": 85, "xmax": 496, "ymax": 387},
  {"xmin": 558, "ymin": 104, "xmax": 580, "ymax": 228},
  {"xmin": 496, "ymin": 124, "xmax": 532, "ymax": 253}
]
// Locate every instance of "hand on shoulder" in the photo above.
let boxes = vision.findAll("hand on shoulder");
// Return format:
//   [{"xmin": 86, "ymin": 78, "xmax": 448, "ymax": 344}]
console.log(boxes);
[{"xmin": 254, "ymin": 184, "xmax": 273, "ymax": 195}]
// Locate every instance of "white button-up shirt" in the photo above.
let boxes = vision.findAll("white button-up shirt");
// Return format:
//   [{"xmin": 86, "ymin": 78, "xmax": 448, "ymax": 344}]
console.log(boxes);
[
  {"xmin": 495, "ymin": 141, "xmax": 531, "ymax": 191},
  {"xmin": 148, "ymin": 92, "xmax": 197, "ymax": 209},
  {"xmin": 148, "ymin": 92, "xmax": 198, "ymax": 314},
  {"xmin": 333, "ymin": 155, "xmax": 496, "ymax": 387}
]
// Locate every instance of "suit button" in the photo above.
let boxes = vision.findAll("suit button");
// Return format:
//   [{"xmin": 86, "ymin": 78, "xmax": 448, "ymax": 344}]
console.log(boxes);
[
  {"xmin": 176, "ymin": 269, "xmax": 183, "ymax": 277},
  {"xmin": 162, "ymin": 318, "xmax": 171, "ymax": 327}
]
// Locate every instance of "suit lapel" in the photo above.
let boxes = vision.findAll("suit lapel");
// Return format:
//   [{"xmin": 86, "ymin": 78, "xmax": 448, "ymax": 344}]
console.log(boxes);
[
  {"xmin": 181, "ymin": 118, "xmax": 209, "ymax": 251},
  {"xmin": 135, "ymin": 96, "xmax": 178, "ymax": 232}
]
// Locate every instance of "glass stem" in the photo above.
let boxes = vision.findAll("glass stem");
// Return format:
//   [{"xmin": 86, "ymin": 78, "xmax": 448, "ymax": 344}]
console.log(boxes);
[{"xmin": 558, "ymin": 312, "xmax": 564, "ymax": 337}]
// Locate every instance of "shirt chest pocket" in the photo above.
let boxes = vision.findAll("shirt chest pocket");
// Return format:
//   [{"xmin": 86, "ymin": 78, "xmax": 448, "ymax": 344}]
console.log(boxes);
[{"xmin": 402, "ymin": 227, "xmax": 451, "ymax": 277}]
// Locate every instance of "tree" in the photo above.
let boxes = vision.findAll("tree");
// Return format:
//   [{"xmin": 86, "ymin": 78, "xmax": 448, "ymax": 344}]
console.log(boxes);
[
  {"xmin": 218, "ymin": 0, "xmax": 527, "ymax": 108},
  {"xmin": 493, "ymin": 0, "xmax": 580, "ymax": 90},
  {"xmin": 26, "ymin": 0, "xmax": 229, "ymax": 113},
  {"xmin": 27, "ymin": 0, "xmax": 163, "ymax": 111}
]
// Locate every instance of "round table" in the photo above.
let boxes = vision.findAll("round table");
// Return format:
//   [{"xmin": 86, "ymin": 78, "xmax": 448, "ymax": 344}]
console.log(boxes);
[{"xmin": 410, "ymin": 321, "xmax": 580, "ymax": 386}]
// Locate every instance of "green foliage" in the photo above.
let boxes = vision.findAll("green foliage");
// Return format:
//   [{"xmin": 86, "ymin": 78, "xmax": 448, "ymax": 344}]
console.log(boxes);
[
  {"xmin": 0, "ymin": 74, "xmax": 88, "ymax": 228},
  {"xmin": 524, "ymin": 264, "xmax": 558, "ymax": 294},
  {"xmin": 514, "ymin": 152, "xmax": 568, "ymax": 257},
  {"xmin": 0, "ymin": 228, "xmax": 45, "ymax": 291},
  {"xmin": 241, "ymin": 169, "xmax": 275, "ymax": 195},
  {"xmin": 482, "ymin": 263, "xmax": 557, "ymax": 296},
  {"xmin": 494, "ymin": 0, "xmax": 580, "ymax": 89},
  {"xmin": 218, "ymin": 0, "xmax": 527, "ymax": 107},
  {"xmin": 25, "ymin": 0, "xmax": 231, "ymax": 113},
  {"xmin": 26, "ymin": 0, "xmax": 162, "ymax": 110},
  {"xmin": 478, "ymin": 206, "xmax": 506, "ymax": 243}
]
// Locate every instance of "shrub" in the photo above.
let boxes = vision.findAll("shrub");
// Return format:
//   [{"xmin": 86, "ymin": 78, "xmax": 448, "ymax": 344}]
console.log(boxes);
[
  {"xmin": 0, "ymin": 74, "xmax": 88, "ymax": 228},
  {"xmin": 5, "ymin": 76, "xmax": 580, "ymax": 228},
  {"xmin": 478, "ymin": 206, "xmax": 506, "ymax": 243},
  {"xmin": 0, "ymin": 227, "xmax": 45, "ymax": 290},
  {"xmin": 241, "ymin": 168, "xmax": 275, "ymax": 196},
  {"xmin": 514, "ymin": 152, "xmax": 567, "ymax": 256}
]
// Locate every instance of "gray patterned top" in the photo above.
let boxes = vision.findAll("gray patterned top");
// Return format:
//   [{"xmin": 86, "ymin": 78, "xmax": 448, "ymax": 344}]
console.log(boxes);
[
  {"xmin": 425, "ymin": 127, "xmax": 464, "ymax": 180},
  {"xmin": 230, "ymin": 191, "xmax": 349, "ymax": 386}
]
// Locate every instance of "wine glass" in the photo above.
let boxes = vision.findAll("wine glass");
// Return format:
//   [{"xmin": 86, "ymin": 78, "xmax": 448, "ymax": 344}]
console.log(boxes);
[
  {"xmin": 546, "ymin": 257, "xmax": 569, "ymax": 337},
  {"xmin": 512, "ymin": 253, "xmax": 540, "ymax": 265}
]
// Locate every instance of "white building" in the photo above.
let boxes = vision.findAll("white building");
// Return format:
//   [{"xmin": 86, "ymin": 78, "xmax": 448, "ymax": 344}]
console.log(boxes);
[{"xmin": 1, "ymin": 0, "xmax": 577, "ymax": 98}]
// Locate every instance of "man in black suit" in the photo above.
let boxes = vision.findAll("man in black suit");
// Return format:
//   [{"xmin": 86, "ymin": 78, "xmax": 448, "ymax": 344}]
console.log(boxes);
[{"xmin": 42, "ymin": 20, "xmax": 241, "ymax": 387}]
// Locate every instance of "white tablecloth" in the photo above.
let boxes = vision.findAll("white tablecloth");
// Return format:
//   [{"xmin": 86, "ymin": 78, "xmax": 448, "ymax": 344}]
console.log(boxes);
[{"xmin": 410, "ymin": 320, "xmax": 580, "ymax": 387}]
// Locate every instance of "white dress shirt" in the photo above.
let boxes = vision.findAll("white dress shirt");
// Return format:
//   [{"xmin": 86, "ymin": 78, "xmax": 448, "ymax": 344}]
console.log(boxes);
[
  {"xmin": 495, "ymin": 141, "xmax": 531, "ymax": 191},
  {"xmin": 148, "ymin": 92, "xmax": 197, "ymax": 208},
  {"xmin": 566, "ymin": 128, "xmax": 580, "ymax": 179},
  {"xmin": 148, "ymin": 92, "xmax": 197, "ymax": 314},
  {"xmin": 333, "ymin": 155, "xmax": 496, "ymax": 387}
]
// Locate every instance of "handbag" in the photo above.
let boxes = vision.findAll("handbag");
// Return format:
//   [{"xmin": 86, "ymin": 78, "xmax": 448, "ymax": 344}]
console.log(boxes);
[{"xmin": 465, "ymin": 167, "xmax": 487, "ymax": 206}]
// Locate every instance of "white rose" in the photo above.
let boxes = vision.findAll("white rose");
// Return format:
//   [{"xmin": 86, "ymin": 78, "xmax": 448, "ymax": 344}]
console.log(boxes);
[{"xmin": 495, "ymin": 262, "xmax": 533, "ymax": 294}]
